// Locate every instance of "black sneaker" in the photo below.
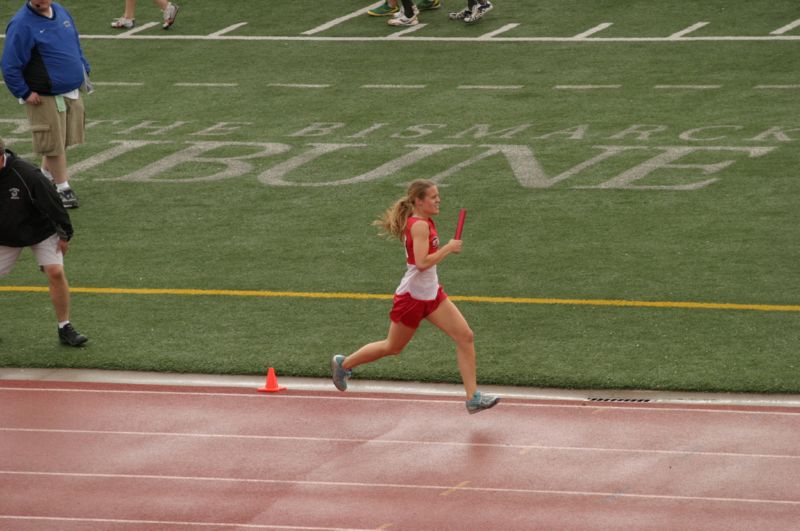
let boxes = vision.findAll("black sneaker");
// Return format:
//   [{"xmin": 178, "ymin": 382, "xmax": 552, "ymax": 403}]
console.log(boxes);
[
  {"xmin": 59, "ymin": 188, "xmax": 79, "ymax": 209},
  {"xmin": 58, "ymin": 323, "xmax": 88, "ymax": 347}
]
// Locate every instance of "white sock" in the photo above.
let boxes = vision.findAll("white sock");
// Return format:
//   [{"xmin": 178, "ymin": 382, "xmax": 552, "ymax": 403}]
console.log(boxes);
[
  {"xmin": 58, "ymin": 320, "xmax": 70, "ymax": 329},
  {"xmin": 56, "ymin": 181, "xmax": 71, "ymax": 192}
]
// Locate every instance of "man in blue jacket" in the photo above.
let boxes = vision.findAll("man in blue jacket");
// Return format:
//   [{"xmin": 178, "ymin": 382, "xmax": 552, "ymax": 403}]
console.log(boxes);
[
  {"xmin": 2, "ymin": 0, "xmax": 91, "ymax": 209},
  {"xmin": 0, "ymin": 137, "xmax": 88, "ymax": 346}
]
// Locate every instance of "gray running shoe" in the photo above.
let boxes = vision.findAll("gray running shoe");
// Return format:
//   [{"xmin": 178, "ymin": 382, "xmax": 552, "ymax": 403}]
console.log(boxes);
[
  {"xmin": 331, "ymin": 354, "xmax": 352, "ymax": 391},
  {"xmin": 465, "ymin": 391, "xmax": 500, "ymax": 414}
]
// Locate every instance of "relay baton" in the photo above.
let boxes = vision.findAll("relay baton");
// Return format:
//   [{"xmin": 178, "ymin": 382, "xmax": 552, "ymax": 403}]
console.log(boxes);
[{"xmin": 455, "ymin": 208, "xmax": 467, "ymax": 239}]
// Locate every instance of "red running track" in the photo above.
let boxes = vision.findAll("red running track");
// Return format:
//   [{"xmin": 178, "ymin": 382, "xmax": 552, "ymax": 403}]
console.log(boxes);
[{"xmin": 1, "ymin": 380, "xmax": 799, "ymax": 530}]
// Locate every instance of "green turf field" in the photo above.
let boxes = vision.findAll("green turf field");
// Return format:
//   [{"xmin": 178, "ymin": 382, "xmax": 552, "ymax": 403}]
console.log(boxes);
[{"xmin": 1, "ymin": 1, "xmax": 799, "ymax": 393}]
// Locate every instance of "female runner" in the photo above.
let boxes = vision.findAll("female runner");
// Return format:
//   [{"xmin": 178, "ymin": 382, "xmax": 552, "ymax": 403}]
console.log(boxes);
[{"xmin": 332, "ymin": 179, "xmax": 499, "ymax": 414}]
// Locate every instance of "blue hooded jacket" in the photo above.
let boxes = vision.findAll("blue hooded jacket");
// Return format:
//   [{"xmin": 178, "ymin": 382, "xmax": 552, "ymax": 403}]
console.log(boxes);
[{"xmin": 1, "ymin": 2, "xmax": 90, "ymax": 100}]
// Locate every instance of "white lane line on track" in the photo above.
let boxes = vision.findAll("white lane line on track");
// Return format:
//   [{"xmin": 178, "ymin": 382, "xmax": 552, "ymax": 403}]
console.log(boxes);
[
  {"xmin": 1, "ymin": 387, "xmax": 799, "ymax": 416},
  {"xmin": 2, "ymin": 470, "xmax": 799, "ymax": 506},
  {"xmin": 0, "ymin": 515, "xmax": 362, "ymax": 530},
  {"xmin": 3, "ymin": 427, "xmax": 799, "ymax": 460}
]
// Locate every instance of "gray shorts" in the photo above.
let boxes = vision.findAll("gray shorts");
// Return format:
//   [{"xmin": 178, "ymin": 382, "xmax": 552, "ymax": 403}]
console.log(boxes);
[{"xmin": 0, "ymin": 234, "xmax": 63, "ymax": 276}]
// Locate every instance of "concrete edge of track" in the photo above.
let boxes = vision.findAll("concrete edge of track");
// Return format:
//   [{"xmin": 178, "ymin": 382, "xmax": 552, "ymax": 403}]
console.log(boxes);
[{"xmin": 2, "ymin": 367, "xmax": 799, "ymax": 408}]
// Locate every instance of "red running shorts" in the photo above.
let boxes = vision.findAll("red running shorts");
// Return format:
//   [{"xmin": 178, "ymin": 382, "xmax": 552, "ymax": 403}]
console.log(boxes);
[{"xmin": 389, "ymin": 286, "xmax": 448, "ymax": 329}]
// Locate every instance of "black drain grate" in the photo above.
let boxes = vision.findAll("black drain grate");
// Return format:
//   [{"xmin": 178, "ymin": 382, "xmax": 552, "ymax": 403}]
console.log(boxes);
[{"xmin": 587, "ymin": 397, "xmax": 651, "ymax": 403}]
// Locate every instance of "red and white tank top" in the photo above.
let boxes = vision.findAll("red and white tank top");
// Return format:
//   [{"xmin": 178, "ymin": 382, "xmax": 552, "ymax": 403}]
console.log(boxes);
[{"xmin": 395, "ymin": 216, "xmax": 440, "ymax": 300}]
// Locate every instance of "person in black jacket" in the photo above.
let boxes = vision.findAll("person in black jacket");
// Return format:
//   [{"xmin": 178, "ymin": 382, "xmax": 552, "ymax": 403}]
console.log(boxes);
[{"xmin": 0, "ymin": 137, "xmax": 88, "ymax": 346}]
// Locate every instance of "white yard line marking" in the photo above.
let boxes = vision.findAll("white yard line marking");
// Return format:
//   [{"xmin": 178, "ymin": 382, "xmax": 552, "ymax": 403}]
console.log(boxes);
[
  {"xmin": 75, "ymin": 34, "xmax": 800, "ymax": 43},
  {"xmin": 208, "ymin": 22, "xmax": 248, "ymax": 37},
  {"xmin": 573, "ymin": 22, "xmax": 613, "ymax": 39},
  {"xmin": 479, "ymin": 23, "xmax": 520, "ymax": 40},
  {"xmin": 668, "ymin": 22, "xmax": 709, "ymax": 39},
  {"xmin": 1, "ymin": 387, "xmax": 799, "ymax": 416},
  {"xmin": 755, "ymin": 84, "xmax": 800, "ymax": 89},
  {"xmin": 91, "ymin": 82, "xmax": 145, "ymax": 86},
  {"xmin": 302, "ymin": 1, "xmax": 383, "ymax": 35},
  {"xmin": 117, "ymin": 22, "xmax": 159, "ymax": 37},
  {"xmin": 174, "ymin": 82, "xmax": 238, "ymax": 87},
  {"xmin": 3, "ymin": 427, "xmax": 799, "ymax": 460},
  {"xmin": 386, "ymin": 24, "xmax": 428, "ymax": 38},
  {"xmin": 267, "ymin": 83, "xmax": 331, "ymax": 89},
  {"xmin": 361, "ymin": 84, "xmax": 427, "ymax": 89},
  {"xmin": 654, "ymin": 84, "xmax": 721, "ymax": 90},
  {"xmin": 554, "ymin": 85, "xmax": 621, "ymax": 90},
  {"xmin": 0, "ymin": 516, "xmax": 360, "ymax": 530},
  {"xmin": 457, "ymin": 85, "xmax": 524, "ymax": 90},
  {"xmin": 2, "ymin": 470, "xmax": 799, "ymax": 506},
  {"xmin": 770, "ymin": 18, "xmax": 800, "ymax": 35}
]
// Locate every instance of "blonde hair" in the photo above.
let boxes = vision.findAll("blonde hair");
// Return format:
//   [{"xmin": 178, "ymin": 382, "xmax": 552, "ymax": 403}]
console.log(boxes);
[{"xmin": 373, "ymin": 179, "xmax": 435, "ymax": 239}]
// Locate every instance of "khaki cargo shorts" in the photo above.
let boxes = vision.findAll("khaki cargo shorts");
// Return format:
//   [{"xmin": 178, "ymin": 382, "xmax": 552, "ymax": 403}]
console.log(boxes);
[{"xmin": 25, "ymin": 95, "xmax": 85, "ymax": 156}]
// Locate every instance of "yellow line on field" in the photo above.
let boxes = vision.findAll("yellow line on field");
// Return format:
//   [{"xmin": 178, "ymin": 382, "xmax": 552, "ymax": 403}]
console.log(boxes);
[
  {"xmin": 451, "ymin": 295, "xmax": 800, "ymax": 313},
  {"xmin": 1, "ymin": 286, "xmax": 799, "ymax": 312}
]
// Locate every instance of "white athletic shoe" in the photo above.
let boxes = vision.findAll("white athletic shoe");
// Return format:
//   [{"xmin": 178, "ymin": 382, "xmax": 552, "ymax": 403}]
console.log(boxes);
[
  {"xmin": 464, "ymin": 2, "xmax": 485, "ymax": 23},
  {"xmin": 162, "ymin": 2, "xmax": 180, "ymax": 29},
  {"xmin": 110, "ymin": 17, "xmax": 135, "ymax": 29},
  {"xmin": 388, "ymin": 13, "xmax": 419, "ymax": 26},
  {"xmin": 449, "ymin": 7, "xmax": 471, "ymax": 20}
]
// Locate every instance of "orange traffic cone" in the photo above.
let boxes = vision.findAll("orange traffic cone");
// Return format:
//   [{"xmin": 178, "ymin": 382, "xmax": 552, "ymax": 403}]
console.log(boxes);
[{"xmin": 258, "ymin": 367, "xmax": 286, "ymax": 393}]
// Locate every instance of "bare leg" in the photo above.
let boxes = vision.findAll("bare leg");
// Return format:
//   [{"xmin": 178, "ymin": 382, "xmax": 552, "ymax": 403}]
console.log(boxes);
[
  {"xmin": 43, "ymin": 264, "xmax": 70, "ymax": 322},
  {"xmin": 124, "ymin": 0, "xmax": 137, "ymax": 19},
  {"xmin": 426, "ymin": 298, "xmax": 477, "ymax": 399},
  {"xmin": 153, "ymin": 0, "xmax": 169, "ymax": 10},
  {"xmin": 42, "ymin": 153, "xmax": 68, "ymax": 186},
  {"xmin": 343, "ymin": 320, "xmax": 416, "ymax": 370}
]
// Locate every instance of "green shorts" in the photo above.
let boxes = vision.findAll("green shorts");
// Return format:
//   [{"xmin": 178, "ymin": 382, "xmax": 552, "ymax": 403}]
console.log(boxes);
[{"xmin": 25, "ymin": 95, "xmax": 85, "ymax": 156}]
